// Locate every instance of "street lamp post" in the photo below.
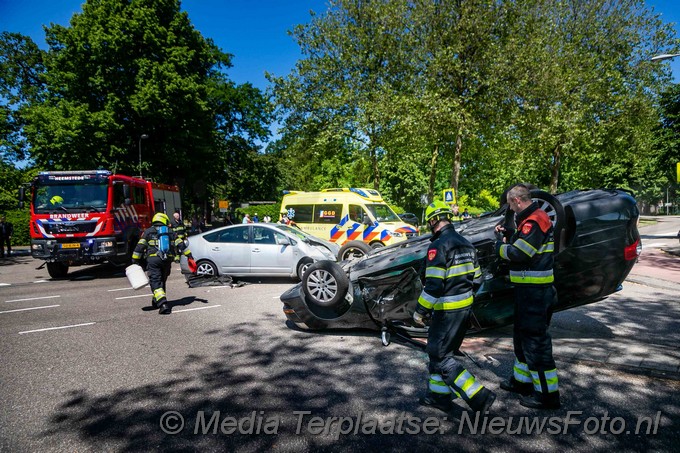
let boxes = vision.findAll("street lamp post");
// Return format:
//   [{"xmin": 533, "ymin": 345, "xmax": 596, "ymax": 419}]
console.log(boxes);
[
  {"xmin": 651, "ymin": 53, "xmax": 679, "ymax": 215},
  {"xmin": 651, "ymin": 53, "xmax": 680, "ymax": 62},
  {"xmin": 138, "ymin": 134, "xmax": 149, "ymax": 177}
]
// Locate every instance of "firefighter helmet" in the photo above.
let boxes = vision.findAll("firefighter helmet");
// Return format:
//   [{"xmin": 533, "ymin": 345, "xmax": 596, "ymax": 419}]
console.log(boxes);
[
  {"xmin": 152, "ymin": 212, "xmax": 170, "ymax": 226},
  {"xmin": 50, "ymin": 195, "xmax": 64, "ymax": 205},
  {"xmin": 425, "ymin": 201, "xmax": 454, "ymax": 223}
]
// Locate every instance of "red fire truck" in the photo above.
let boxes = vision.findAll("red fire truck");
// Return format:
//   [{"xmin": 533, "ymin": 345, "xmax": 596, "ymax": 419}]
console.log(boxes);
[{"xmin": 19, "ymin": 170, "xmax": 181, "ymax": 278}]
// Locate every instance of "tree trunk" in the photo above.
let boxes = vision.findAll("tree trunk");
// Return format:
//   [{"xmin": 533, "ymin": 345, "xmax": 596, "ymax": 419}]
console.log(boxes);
[
  {"xmin": 450, "ymin": 131, "xmax": 463, "ymax": 194},
  {"xmin": 550, "ymin": 143, "xmax": 561, "ymax": 194},
  {"xmin": 371, "ymin": 146, "xmax": 380, "ymax": 190},
  {"xmin": 428, "ymin": 144, "xmax": 439, "ymax": 203}
]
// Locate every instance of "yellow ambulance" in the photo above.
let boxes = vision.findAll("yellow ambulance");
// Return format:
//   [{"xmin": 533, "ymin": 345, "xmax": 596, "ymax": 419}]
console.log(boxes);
[{"xmin": 280, "ymin": 188, "xmax": 418, "ymax": 260}]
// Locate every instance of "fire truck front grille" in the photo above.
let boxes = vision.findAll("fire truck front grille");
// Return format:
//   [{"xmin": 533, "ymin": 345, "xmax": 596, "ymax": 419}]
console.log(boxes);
[{"xmin": 44, "ymin": 221, "xmax": 98, "ymax": 234}]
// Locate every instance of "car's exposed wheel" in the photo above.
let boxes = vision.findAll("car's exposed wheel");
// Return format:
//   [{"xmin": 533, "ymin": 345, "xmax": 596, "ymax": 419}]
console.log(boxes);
[
  {"xmin": 370, "ymin": 242, "xmax": 385, "ymax": 250},
  {"xmin": 338, "ymin": 241, "xmax": 372, "ymax": 261},
  {"xmin": 530, "ymin": 190, "xmax": 564, "ymax": 231},
  {"xmin": 47, "ymin": 262, "xmax": 69, "ymax": 279},
  {"xmin": 195, "ymin": 260, "xmax": 218, "ymax": 276},
  {"xmin": 302, "ymin": 260, "xmax": 349, "ymax": 308},
  {"xmin": 296, "ymin": 258, "xmax": 313, "ymax": 280},
  {"xmin": 530, "ymin": 190, "xmax": 566, "ymax": 253},
  {"xmin": 498, "ymin": 187, "xmax": 566, "ymax": 253}
]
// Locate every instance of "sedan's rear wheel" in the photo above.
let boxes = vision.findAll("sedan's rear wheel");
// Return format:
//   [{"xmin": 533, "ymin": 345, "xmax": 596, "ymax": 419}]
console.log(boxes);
[
  {"xmin": 338, "ymin": 241, "xmax": 371, "ymax": 261},
  {"xmin": 302, "ymin": 261, "xmax": 349, "ymax": 308},
  {"xmin": 296, "ymin": 258, "xmax": 313, "ymax": 280},
  {"xmin": 195, "ymin": 260, "xmax": 217, "ymax": 276}
]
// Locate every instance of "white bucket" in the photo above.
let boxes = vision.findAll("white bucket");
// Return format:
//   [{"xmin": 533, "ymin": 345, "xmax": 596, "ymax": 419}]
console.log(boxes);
[{"xmin": 126, "ymin": 264, "xmax": 149, "ymax": 290}]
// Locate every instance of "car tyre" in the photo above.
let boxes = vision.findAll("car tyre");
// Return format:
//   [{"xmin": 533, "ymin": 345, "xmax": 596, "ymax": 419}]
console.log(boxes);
[
  {"xmin": 302, "ymin": 260, "xmax": 349, "ymax": 308},
  {"xmin": 498, "ymin": 188, "xmax": 566, "ymax": 254},
  {"xmin": 338, "ymin": 241, "xmax": 372, "ymax": 261},
  {"xmin": 195, "ymin": 260, "xmax": 218, "ymax": 276},
  {"xmin": 296, "ymin": 258, "xmax": 313, "ymax": 281},
  {"xmin": 47, "ymin": 262, "xmax": 69, "ymax": 279},
  {"xmin": 530, "ymin": 189, "xmax": 566, "ymax": 253}
]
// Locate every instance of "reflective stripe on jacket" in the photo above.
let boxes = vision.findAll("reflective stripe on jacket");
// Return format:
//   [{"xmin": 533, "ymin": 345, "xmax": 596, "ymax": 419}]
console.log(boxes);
[
  {"xmin": 417, "ymin": 223, "xmax": 482, "ymax": 313},
  {"xmin": 497, "ymin": 202, "xmax": 554, "ymax": 286}
]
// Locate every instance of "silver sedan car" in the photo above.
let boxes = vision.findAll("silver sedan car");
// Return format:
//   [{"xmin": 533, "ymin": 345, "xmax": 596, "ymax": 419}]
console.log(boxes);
[{"xmin": 187, "ymin": 223, "xmax": 339, "ymax": 279}]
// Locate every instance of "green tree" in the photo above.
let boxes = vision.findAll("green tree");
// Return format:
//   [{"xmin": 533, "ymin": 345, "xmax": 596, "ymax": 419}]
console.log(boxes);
[
  {"xmin": 496, "ymin": 0, "xmax": 673, "ymax": 194},
  {"xmin": 270, "ymin": 0, "xmax": 415, "ymax": 190},
  {"xmin": 271, "ymin": 0, "xmax": 677, "ymax": 211},
  {"xmin": 1, "ymin": 0, "xmax": 272, "ymax": 210}
]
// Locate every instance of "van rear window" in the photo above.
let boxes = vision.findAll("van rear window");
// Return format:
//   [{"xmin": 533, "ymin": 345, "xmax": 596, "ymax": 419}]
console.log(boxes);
[{"xmin": 286, "ymin": 205, "xmax": 314, "ymax": 223}]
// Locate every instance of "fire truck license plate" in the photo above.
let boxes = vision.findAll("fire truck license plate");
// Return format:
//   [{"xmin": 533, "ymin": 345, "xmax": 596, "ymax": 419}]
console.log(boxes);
[{"xmin": 61, "ymin": 243, "xmax": 80, "ymax": 249}]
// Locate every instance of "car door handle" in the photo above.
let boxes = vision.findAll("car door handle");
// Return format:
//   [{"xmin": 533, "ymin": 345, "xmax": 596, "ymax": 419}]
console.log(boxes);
[
  {"xmin": 211, "ymin": 247, "xmax": 220, "ymax": 251},
  {"xmin": 252, "ymin": 248, "xmax": 261, "ymax": 253}
]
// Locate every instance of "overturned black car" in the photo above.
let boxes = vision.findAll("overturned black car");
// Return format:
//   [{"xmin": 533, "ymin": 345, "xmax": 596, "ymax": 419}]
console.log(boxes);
[{"xmin": 281, "ymin": 189, "xmax": 641, "ymax": 345}]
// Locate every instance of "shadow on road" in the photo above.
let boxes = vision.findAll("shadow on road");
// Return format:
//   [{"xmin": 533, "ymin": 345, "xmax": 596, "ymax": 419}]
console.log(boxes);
[{"xmin": 41, "ymin": 312, "xmax": 679, "ymax": 451}]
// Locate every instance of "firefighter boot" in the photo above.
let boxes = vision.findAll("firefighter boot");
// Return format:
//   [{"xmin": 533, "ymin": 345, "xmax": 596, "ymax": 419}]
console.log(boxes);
[
  {"xmin": 419, "ymin": 392, "xmax": 453, "ymax": 413},
  {"xmin": 468, "ymin": 387, "xmax": 496, "ymax": 413},
  {"xmin": 520, "ymin": 391, "xmax": 561, "ymax": 410},
  {"xmin": 158, "ymin": 302, "xmax": 171, "ymax": 315},
  {"xmin": 500, "ymin": 377, "xmax": 533, "ymax": 396},
  {"xmin": 151, "ymin": 298, "xmax": 159, "ymax": 309}
]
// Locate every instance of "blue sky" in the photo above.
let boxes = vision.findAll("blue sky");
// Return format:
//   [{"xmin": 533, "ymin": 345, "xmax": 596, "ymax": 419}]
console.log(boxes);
[{"xmin": 1, "ymin": 0, "xmax": 679, "ymax": 89}]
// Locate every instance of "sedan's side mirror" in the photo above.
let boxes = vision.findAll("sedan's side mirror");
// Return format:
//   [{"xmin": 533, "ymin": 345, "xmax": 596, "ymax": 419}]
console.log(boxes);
[{"xmin": 278, "ymin": 236, "xmax": 291, "ymax": 246}]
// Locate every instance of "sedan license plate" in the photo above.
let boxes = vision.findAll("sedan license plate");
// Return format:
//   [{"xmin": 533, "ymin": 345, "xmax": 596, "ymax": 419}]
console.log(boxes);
[{"xmin": 60, "ymin": 243, "xmax": 80, "ymax": 249}]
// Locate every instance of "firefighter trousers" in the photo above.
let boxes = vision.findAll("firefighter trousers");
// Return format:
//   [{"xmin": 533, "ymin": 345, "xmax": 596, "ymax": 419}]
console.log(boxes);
[
  {"xmin": 427, "ymin": 307, "xmax": 488, "ymax": 406},
  {"xmin": 147, "ymin": 256, "xmax": 172, "ymax": 305},
  {"xmin": 512, "ymin": 285, "xmax": 558, "ymax": 392}
]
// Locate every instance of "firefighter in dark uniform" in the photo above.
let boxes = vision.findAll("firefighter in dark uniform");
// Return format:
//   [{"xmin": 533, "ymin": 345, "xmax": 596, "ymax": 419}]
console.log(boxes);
[
  {"xmin": 414, "ymin": 201, "xmax": 496, "ymax": 413},
  {"xmin": 171, "ymin": 211, "xmax": 187, "ymax": 263},
  {"xmin": 495, "ymin": 184, "xmax": 560, "ymax": 409},
  {"xmin": 171, "ymin": 211, "xmax": 187, "ymax": 240},
  {"xmin": 132, "ymin": 213, "xmax": 194, "ymax": 315}
]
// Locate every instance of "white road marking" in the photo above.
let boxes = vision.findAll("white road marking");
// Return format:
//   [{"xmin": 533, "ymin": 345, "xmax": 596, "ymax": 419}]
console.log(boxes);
[
  {"xmin": 173, "ymin": 305, "xmax": 222, "ymax": 313},
  {"xmin": 115, "ymin": 294, "xmax": 151, "ymax": 300},
  {"xmin": 33, "ymin": 280, "xmax": 49, "ymax": 283},
  {"xmin": 0, "ymin": 304, "xmax": 60, "ymax": 314},
  {"xmin": 0, "ymin": 283, "xmax": 10, "ymax": 287},
  {"xmin": 5, "ymin": 295, "xmax": 61, "ymax": 303},
  {"xmin": 19, "ymin": 322, "xmax": 96, "ymax": 335},
  {"xmin": 108, "ymin": 287, "xmax": 134, "ymax": 292}
]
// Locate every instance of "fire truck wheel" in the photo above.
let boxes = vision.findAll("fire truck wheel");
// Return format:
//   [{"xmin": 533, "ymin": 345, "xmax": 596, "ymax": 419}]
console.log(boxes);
[{"xmin": 47, "ymin": 262, "xmax": 69, "ymax": 279}]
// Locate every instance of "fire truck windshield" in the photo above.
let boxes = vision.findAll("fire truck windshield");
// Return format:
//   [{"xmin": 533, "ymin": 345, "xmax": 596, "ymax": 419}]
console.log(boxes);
[{"xmin": 33, "ymin": 182, "xmax": 109, "ymax": 213}]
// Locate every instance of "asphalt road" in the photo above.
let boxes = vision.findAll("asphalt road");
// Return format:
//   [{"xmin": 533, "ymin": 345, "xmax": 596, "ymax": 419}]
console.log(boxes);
[{"xmin": 0, "ymin": 218, "xmax": 679, "ymax": 452}]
